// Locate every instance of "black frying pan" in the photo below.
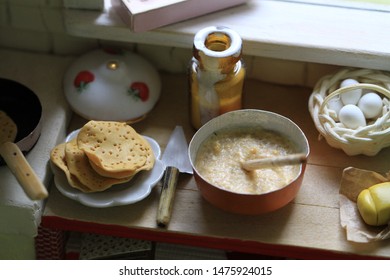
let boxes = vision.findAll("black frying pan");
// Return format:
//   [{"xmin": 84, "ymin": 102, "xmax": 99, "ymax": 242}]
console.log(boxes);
[{"xmin": 0, "ymin": 78, "xmax": 48, "ymax": 200}]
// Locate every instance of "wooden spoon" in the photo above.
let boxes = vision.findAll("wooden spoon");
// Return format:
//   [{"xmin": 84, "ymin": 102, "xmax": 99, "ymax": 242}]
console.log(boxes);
[
  {"xmin": 241, "ymin": 153, "xmax": 307, "ymax": 171},
  {"xmin": 0, "ymin": 142, "xmax": 48, "ymax": 200}
]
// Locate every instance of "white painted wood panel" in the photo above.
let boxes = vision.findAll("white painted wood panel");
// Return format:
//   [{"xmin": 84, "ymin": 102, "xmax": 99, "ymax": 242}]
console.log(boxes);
[{"xmin": 64, "ymin": 0, "xmax": 390, "ymax": 71}]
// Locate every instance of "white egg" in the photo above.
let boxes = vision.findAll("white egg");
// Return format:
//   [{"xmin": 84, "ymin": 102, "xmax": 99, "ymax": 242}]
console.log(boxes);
[
  {"xmin": 357, "ymin": 92, "xmax": 382, "ymax": 119},
  {"xmin": 338, "ymin": 104, "xmax": 366, "ymax": 129},
  {"xmin": 339, "ymin": 78, "xmax": 362, "ymax": 105},
  {"xmin": 327, "ymin": 96, "xmax": 343, "ymax": 115}
]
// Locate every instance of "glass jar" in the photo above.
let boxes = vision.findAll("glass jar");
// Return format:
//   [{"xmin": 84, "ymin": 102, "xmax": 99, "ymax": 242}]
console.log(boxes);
[{"xmin": 189, "ymin": 26, "xmax": 245, "ymax": 129}]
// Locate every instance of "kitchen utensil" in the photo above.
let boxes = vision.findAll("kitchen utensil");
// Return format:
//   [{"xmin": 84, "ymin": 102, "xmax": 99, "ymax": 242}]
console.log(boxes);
[
  {"xmin": 188, "ymin": 109, "xmax": 309, "ymax": 215},
  {"xmin": 241, "ymin": 153, "xmax": 307, "ymax": 171},
  {"xmin": 0, "ymin": 78, "xmax": 48, "ymax": 200},
  {"xmin": 63, "ymin": 48, "xmax": 161, "ymax": 123},
  {"xmin": 157, "ymin": 126, "xmax": 193, "ymax": 227}
]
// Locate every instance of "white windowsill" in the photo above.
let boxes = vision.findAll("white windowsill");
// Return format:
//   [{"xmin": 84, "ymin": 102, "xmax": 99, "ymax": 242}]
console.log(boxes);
[{"xmin": 64, "ymin": 0, "xmax": 390, "ymax": 71}]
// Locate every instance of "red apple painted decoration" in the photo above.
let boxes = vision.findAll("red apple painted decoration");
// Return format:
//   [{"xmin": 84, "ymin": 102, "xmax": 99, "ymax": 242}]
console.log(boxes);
[{"xmin": 63, "ymin": 49, "xmax": 161, "ymax": 122}]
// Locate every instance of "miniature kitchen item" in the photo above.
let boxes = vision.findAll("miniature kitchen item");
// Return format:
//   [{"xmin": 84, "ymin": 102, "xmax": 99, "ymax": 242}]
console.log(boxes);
[
  {"xmin": 188, "ymin": 109, "xmax": 309, "ymax": 215},
  {"xmin": 339, "ymin": 167, "xmax": 390, "ymax": 243},
  {"xmin": 51, "ymin": 140, "xmax": 134, "ymax": 193},
  {"xmin": 112, "ymin": 0, "xmax": 248, "ymax": 32},
  {"xmin": 0, "ymin": 111, "xmax": 17, "ymax": 144},
  {"xmin": 338, "ymin": 104, "xmax": 367, "ymax": 129},
  {"xmin": 339, "ymin": 79, "xmax": 362, "ymax": 105},
  {"xmin": 157, "ymin": 126, "xmax": 193, "ymax": 228},
  {"xmin": 50, "ymin": 121, "xmax": 156, "ymax": 193},
  {"xmin": 241, "ymin": 153, "xmax": 307, "ymax": 171},
  {"xmin": 308, "ymin": 68, "xmax": 390, "ymax": 156},
  {"xmin": 195, "ymin": 127, "xmax": 302, "ymax": 195},
  {"xmin": 51, "ymin": 130, "xmax": 164, "ymax": 207},
  {"xmin": 63, "ymin": 48, "xmax": 161, "ymax": 123},
  {"xmin": 357, "ymin": 182, "xmax": 390, "ymax": 226},
  {"xmin": 189, "ymin": 26, "xmax": 245, "ymax": 129},
  {"xmin": 358, "ymin": 92, "xmax": 383, "ymax": 119},
  {"xmin": 0, "ymin": 78, "xmax": 48, "ymax": 200},
  {"xmin": 76, "ymin": 120, "xmax": 155, "ymax": 179}
]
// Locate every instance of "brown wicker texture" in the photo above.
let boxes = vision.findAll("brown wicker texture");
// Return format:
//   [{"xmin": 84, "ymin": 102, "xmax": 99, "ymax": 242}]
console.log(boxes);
[{"xmin": 308, "ymin": 68, "xmax": 390, "ymax": 156}]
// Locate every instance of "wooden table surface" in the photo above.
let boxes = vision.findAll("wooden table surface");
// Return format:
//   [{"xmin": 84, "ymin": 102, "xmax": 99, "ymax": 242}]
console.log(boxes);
[{"xmin": 42, "ymin": 73, "xmax": 390, "ymax": 259}]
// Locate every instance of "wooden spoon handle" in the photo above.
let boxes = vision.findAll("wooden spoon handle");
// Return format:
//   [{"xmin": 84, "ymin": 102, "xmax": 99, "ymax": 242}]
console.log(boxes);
[
  {"xmin": 0, "ymin": 142, "xmax": 48, "ymax": 200},
  {"xmin": 241, "ymin": 153, "xmax": 307, "ymax": 171}
]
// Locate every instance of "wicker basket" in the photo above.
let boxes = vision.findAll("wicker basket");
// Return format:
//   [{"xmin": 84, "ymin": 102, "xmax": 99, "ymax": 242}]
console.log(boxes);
[{"xmin": 308, "ymin": 68, "xmax": 390, "ymax": 156}]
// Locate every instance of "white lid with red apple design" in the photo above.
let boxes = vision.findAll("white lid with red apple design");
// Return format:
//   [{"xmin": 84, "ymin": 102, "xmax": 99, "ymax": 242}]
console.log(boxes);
[{"xmin": 63, "ymin": 48, "xmax": 161, "ymax": 123}]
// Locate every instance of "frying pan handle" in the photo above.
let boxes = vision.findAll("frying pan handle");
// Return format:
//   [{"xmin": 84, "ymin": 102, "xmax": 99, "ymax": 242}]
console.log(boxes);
[{"xmin": 0, "ymin": 142, "xmax": 48, "ymax": 200}]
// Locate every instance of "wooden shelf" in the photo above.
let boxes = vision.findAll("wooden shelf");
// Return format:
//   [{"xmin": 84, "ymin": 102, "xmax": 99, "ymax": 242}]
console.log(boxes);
[
  {"xmin": 42, "ymin": 73, "xmax": 390, "ymax": 259},
  {"xmin": 64, "ymin": 0, "xmax": 390, "ymax": 71}
]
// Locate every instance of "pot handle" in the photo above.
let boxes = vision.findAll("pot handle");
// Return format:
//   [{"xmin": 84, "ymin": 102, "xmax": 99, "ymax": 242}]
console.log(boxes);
[{"xmin": 0, "ymin": 142, "xmax": 48, "ymax": 200}]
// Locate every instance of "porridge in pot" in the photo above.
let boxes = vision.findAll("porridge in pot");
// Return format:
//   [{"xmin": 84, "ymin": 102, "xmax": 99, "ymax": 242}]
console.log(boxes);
[{"xmin": 195, "ymin": 127, "xmax": 300, "ymax": 194}]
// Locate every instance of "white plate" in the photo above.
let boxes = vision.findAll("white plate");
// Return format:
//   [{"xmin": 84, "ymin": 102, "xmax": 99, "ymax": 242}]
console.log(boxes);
[{"xmin": 51, "ymin": 129, "xmax": 165, "ymax": 208}]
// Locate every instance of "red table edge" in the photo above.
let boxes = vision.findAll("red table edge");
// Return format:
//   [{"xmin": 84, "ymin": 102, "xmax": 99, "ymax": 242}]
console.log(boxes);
[{"xmin": 40, "ymin": 216, "xmax": 388, "ymax": 260}]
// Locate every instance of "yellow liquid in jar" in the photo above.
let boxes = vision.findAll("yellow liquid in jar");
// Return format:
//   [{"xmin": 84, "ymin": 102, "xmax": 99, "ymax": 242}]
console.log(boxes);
[{"xmin": 190, "ymin": 67, "xmax": 245, "ymax": 129}]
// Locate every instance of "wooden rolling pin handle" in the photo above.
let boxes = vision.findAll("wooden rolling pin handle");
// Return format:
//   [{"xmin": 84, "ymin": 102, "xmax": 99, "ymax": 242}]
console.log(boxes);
[
  {"xmin": 157, "ymin": 166, "xmax": 180, "ymax": 228},
  {"xmin": 0, "ymin": 142, "xmax": 48, "ymax": 200}
]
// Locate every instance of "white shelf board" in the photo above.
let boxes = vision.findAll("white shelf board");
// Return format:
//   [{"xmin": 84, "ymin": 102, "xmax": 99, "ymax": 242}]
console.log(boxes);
[{"xmin": 64, "ymin": 0, "xmax": 390, "ymax": 71}]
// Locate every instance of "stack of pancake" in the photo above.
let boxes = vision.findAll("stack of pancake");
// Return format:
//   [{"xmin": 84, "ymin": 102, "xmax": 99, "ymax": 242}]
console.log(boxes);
[{"xmin": 50, "ymin": 120, "xmax": 155, "ymax": 193}]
